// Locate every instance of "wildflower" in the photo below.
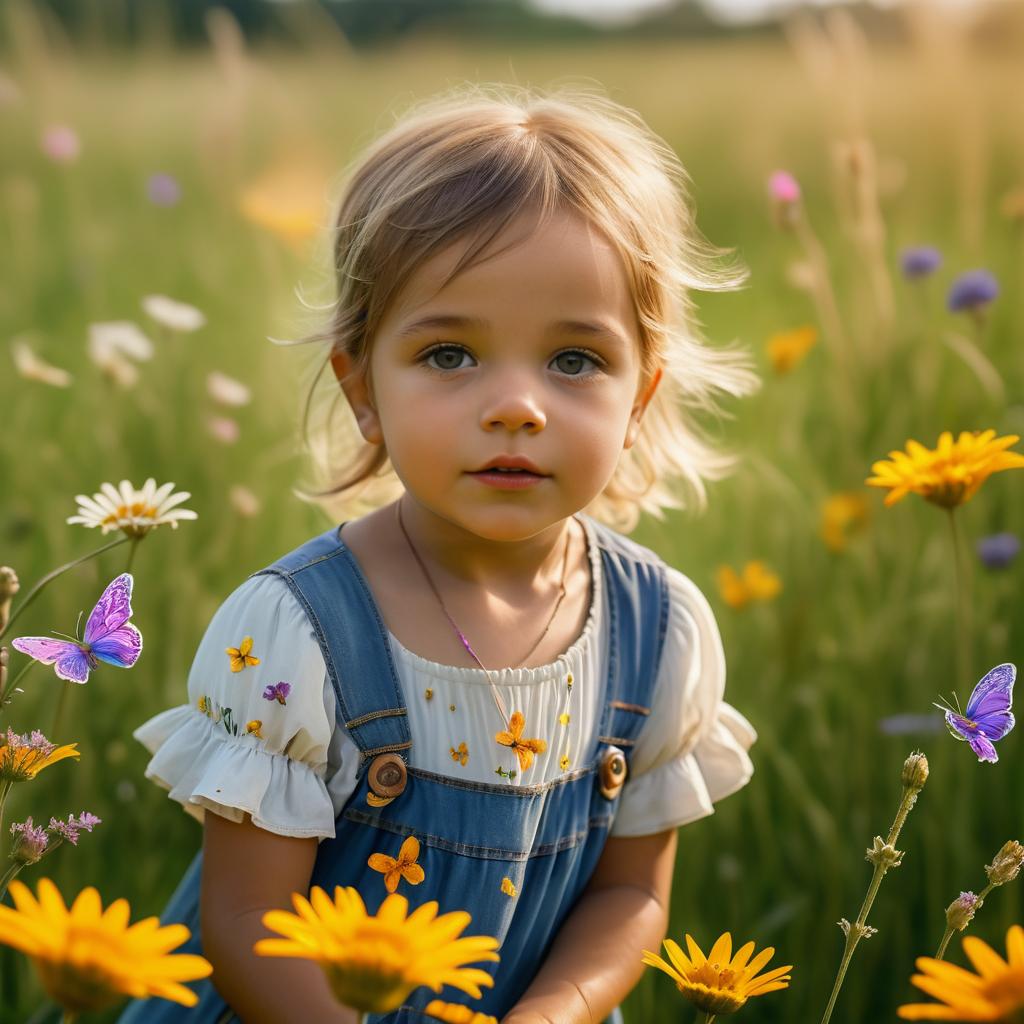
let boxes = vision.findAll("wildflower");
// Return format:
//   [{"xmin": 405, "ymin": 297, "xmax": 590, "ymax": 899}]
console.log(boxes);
[
  {"xmin": 715, "ymin": 562, "xmax": 782, "ymax": 610},
  {"xmin": 425, "ymin": 1001, "xmax": 499, "ymax": 1024},
  {"xmin": 901, "ymin": 751, "xmax": 930, "ymax": 794},
  {"xmin": 41, "ymin": 125, "xmax": 79, "ymax": 163},
  {"xmin": 0, "ymin": 730, "xmax": 79, "ymax": 783},
  {"xmin": 766, "ymin": 326, "xmax": 817, "ymax": 373},
  {"xmin": 945, "ymin": 891, "xmax": 979, "ymax": 933},
  {"xmin": 948, "ymin": 270, "xmax": 999, "ymax": 313},
  {"xmin": 207, "ymin": 371, "xmax": 251, "ymax": 407},
  {"xmin": 821, "ymin": 492, "xmax": 870, "ymax": 552},
  {"xmin": 495, "ymin": 711, "xmax": 547, "ymax": 772},
  {"xmin": 88, "ymin": 321, "xmax": 154, "ymax": 363},
  {"xmin": 898, "ymin": 924, "xmax": 1024, "ymax": 1020},
  {"xmin": 225, "ymin": 636, "xmax": 259, "ymax": 673},
  {"xmin": 67, "ymin": 478, "xmax": 197, "ymax": 537},
  {"xmin": 255, "ymin": 885, "xmax": 499, "ymax": 1013},
  {"xmin": 368, "ymin": 835, "xmax": 425, "ymax": 894},
  {"xmin": 976, "ymin": 532, "xmax": 1020, "ymax": 570},
  {"xmin": 866, "ymin": 431, "xmax": 1024, "ymax": 509},
  {"xmin": 207, "ymin": 416, "xmax": 240, "ymax": 444},
  {"xmin": 262, "ymin": 682, "xmax": 291, "ymax": 705},
  {"xmin": 142, "ymin": 295, "xmax": 206, "ymax": 333},
  {"xmin": 48, "ymin": 811, "xmax": 101, "ymax": 847},
  {"xmin": 642, "ymin": 931, "xmax": 791, "ymax": 1015},
  {"xmin": 0, "ymin": 566, "xmax": 19, "ymax": 633},
  {"xmin": 146, "ymin": 173, "xmax": 181, "ymax": 206},
  {"xmin": 238, "ymin": 159, "xmax": 327, "ymax": 250},
  {"xmin": 229, "ymin": 485, "xmax": 261, "ymax": 518},
  {"xmin": 986, "ymin": 840, "xmax": 1024, "ymax": 887},
  {"xmin": 0, "ymin": 877, "xmax": 212, "ymax": 1012},
  {"xmin": 9, "ymin": 818, "xmax": 49, "ymax": 865},
  {"xmin": 900, "ymin": 246, "xmax": 943, "ymax": 279},
  {"xmin": 11, "ymin": 338, "xmax": 72, "ymax": 387},
  {"xmin": 768, "ymin": 170, "xmax": 801, "ymax": 204}
]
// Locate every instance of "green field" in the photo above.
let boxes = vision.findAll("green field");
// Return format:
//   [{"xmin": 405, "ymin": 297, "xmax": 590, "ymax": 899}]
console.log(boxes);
[{"xmin": 2, "ymin": 5, "xmax": 1024, "ymax": 1021}]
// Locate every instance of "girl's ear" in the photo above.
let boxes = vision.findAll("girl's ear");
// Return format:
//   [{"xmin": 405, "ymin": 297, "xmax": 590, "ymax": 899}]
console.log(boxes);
[
  {"xmin": 330, "ymin": 348, "xmax": 383, "ymax": 445},
  {"xmin": 624, "ymin": 366, "xmax": 663, "ymax": 450}
]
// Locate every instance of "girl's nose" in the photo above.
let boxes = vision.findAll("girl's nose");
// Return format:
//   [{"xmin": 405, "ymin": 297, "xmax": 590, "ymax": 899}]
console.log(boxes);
[{"xmin": 480, "ymin": 384, "xmax": 547, "ymax": 433}]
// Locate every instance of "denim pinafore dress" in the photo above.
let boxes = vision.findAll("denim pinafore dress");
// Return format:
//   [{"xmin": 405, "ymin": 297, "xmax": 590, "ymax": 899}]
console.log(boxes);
[{"xmin": 120, "ymin": 514, "xmax": 670, "ymax": 1024}]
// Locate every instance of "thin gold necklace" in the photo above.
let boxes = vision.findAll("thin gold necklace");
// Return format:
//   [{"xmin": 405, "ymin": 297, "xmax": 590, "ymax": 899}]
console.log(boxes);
[{"xmin": 395, "ymin": 500, "xmax": 572, "ymax": 733}]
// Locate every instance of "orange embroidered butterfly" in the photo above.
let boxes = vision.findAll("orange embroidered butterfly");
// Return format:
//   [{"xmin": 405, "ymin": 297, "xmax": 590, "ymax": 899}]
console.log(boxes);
[
  {"xmin": 449, "ymin": 742, "xmax": 469, "ymax": 766},
  {"xmin": 495, "ymin": 711, "xmax": 547, "ymax": 772},
  {"xmin": 367, "ymin": 835, "xmax": 425, "ymax": 894}
]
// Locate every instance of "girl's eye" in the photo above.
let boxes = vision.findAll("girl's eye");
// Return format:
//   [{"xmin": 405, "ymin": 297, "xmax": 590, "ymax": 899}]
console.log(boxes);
[{"xmin": 420, "ymin": 344, "xmax": 604, "ymax": 378}]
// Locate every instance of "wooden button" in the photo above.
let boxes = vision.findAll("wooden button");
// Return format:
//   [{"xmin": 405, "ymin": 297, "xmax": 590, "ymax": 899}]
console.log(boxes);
[
  {"xmin": 368, "ymin": 753, "xmax": 407, "ymax": 798},
  {"xmin": 599, "ymin": 745, "xmax": 628, "ymax": 799}
]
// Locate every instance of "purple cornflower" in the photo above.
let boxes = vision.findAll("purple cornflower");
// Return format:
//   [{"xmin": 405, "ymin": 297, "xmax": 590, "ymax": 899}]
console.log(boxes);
[
  {"xmin": 147, "ymin": 172, "xmax": 181, "ymax": 207},
  {"xmin": 263, "ymin": 681, "xmax": 292, "ymax": 706},
  {"xmin": 900, "ymin": 246, "xmax": 942, "ymax": 279},
  {"xmin": 948, "ymin": 269, "xmax": 999, "ymax": 312},
  {"xmin": 977, "ymin": 532, "xmax": 1020, "ymax": 570},
  {"xmin": 9, "ymin": 817, "xmax": 49, "ymax": 864},
  {"xmin": 48, "ymin": 811, "xmax": 101, "ymax": 846}
]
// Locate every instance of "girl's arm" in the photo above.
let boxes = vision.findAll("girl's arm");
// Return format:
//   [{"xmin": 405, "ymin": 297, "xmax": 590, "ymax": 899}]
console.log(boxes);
[
  {"xmin": 201, "ymin": 811, "xmax": 360, "ymax": 1024},
  {"xmin": 502, "ymin": 828, "xmax": 678, "ymax": 1024}
]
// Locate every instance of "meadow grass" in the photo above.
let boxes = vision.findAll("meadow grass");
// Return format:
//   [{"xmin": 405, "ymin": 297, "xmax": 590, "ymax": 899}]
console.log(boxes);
[{"xmin": 1, "ymin": 6, "xmax": 1023, "ymax": 1021}]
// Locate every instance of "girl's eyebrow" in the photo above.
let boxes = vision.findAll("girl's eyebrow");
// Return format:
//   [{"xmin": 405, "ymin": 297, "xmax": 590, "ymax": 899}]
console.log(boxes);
[{"xmin": 394, "ymin": 313, "xmax": 628, "ymax": 348}]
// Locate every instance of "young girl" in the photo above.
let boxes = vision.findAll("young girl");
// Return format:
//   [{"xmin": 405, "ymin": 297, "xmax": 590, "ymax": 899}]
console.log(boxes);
[{"xmin": 121, "ymin": 83, "xmax": 760, "ymax": 1024}]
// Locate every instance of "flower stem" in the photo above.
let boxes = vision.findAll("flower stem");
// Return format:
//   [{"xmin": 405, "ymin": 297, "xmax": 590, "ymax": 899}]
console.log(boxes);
[
  {"xmin": 0, "ymin": 658, "xmax": 34, "ymax": 716},
  {"xmin": 0, "ymin": 535, "xmax": 131, "ymax": 642},
  {"xmin": 702, "ymin": 1015, "xmax": 716, "ymax": 1024},
  {"xmin": 946, "ymin": 507, "xmax": 973, "ymax": 694},
  {"xmin": 936, "ymin": 882, "xmax": 995, "ymax": 959},
  {"xmin": 125, "ymin": 537, "xmax": 140, "ymax": 573},
  {"xmin": 0, "ymin": 780, "xmax": 11, "ymax": 844},
  {"xmin": 819, "ymin": 785, "xmax": 919, "ymax": 1024},
  {"xmin": 0, "ymin": 860, "xmax": 22, "ymax": 902}
]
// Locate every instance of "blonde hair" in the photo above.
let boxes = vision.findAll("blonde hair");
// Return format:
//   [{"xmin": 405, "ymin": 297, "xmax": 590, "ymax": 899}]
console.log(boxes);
[{"xmin": 290, "ymin": 82, "xmax": 760, "ymax": 534}]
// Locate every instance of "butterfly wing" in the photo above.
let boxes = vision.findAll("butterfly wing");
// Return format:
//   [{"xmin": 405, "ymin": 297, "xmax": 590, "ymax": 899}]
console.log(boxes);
[
  {"xmin": 11, "ymin": 637, "xmax": 92, "ymax": 684},
  {"xmin": 968, "ymin": 733, "xmax": 999, "ymax": 763},
  {"xmin": 965, "ymin": 663, "xmax": 1016, "ymax": 742},
  {"xmin": 944, "ymin": 711, "xmax": 972, "ymax": 742},
  {"xmin": 83, "ymin": 573, "xmax": 142, "ymax": 669}
]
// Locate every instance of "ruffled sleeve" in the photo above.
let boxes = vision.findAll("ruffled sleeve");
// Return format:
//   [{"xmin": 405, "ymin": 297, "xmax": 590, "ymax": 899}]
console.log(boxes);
[
  {"xmin": 610, "ymin": 566, "xmax": 756, "ymax": 837},
  {"xmin": 133, "ymin": 573, "xmax": 339, "ymax": 840}
]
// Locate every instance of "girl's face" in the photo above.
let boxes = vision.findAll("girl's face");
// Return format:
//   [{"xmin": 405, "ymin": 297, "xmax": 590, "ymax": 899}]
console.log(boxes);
[{"xmin": 337, "ymin": 207, "xmax": 660, "ymax": 542}]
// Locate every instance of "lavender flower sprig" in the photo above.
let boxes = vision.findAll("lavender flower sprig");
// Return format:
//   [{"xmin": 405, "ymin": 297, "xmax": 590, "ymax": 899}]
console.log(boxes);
[
  {"xmin": 1, "ymin": 811, "xmax": 101, "ymax": 898},
  {"xmin": 819, "ymin": 752, "xmax": 928, "ymax": 1024}
]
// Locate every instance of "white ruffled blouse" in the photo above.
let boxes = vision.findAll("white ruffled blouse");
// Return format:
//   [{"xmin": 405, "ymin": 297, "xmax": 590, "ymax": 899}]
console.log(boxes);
[{"xmin": 135, "ymin": 520, "xmax": 756, "ymax": 841}]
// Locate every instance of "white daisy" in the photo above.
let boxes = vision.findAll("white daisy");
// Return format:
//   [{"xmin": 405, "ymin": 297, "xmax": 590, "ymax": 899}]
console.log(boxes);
[
  {"xmin": 207, "ymin": 371, "xmax": 251, "ymax": 407},
  {"xmin": 142, "ymin": 295, "xmax": 206, "ymax": 333},
  {"xmin": 88, "ymin": 321, "xmax": 154, "ymax": 362},
  {"xmin": 67, "ymin": 478, "xmax": 197, "ymax": 537},
  {"xmin": 11, "ymin": 338, "xmax": 72, "ymax": 388}
]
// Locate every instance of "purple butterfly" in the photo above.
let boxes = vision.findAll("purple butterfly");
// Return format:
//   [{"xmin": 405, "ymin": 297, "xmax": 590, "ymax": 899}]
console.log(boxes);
[
  {"xmin": 11, "ymin": 573, "xmax": 143, "ymax": 684},
  {"xmin": 934, "ymin": 663, "xmax": 1016, "ymax": 763}
]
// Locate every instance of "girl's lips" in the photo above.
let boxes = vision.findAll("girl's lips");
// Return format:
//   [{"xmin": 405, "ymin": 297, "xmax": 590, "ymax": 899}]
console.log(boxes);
[{"xmin": 468, "ymin": 470, "xmax": 547, "ymax": 489}]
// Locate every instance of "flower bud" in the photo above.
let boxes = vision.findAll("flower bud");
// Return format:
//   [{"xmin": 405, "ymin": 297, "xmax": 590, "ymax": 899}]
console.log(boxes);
[
  {"xmin": 9, "ymin": 818, "xmax": 48, "ymax": 865},
  {"xmin": 945, "ymin": 891, "xmax": 979, "ymax": 932},
  {"xmin": 985, "ymin": 840, "xmax": 1024, "ymax": 886},
  {"xmin": 865, "ymin": 835, "xmax": 904, "ymax": 869},
  {"xmin": 0, "ymin": 566, "xmax": 18, "ymax": 633},
  {"xmin": 901, "ymin": 751, "xmax": 929, "ymax": 794}
]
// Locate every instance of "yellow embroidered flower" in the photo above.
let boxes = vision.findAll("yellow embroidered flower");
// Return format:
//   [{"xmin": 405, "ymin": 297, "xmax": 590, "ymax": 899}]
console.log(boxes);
[
  {"xmin": 495, "ymin": 712, "xmax": 547, "ymax": 772},
  {"xmin": 197, "ymin": 696, "xmax": 209, "ymax": 714},
  {"xmin": 558, "ymin": 712, "xmax": 570, "ymax": 726},
  {"xmin": 425, "ymin": 688, "xmax": 434, "ymax": 701},
  {"xmin": 715, "ymin": 562, "xmax": 782, "ymax": 610},
  {"xmin": 450, "ymin": 742, "xmax": 469, "ymax": 767},
  {"xmin": 642, "ymin": 931, "xmax": 792, "ymax": 1015},
  {"xmin": 426, "ymin": 999, "xmax": 499, "ymax": 1023},
  {"xmin": 0, "ymin": 877, "xmax": 212, "ymax": 1012},
  {"xmin": 560, "ymin": 755, "xmax": 571, "ymax": 772},
  {"xmin": 246, "ymin": 720, "xmax": 263, "ymax": 738},
  {"xmin": 225, "ymin": 636, "xmax": 260, "ymax": 672},
  {"xmin": 766, "ymin": 325, "xmax": 818, "ymax": 373},
  {"xmin": 566, "ymin": 672, "xmax": 574, "ymax": 690},
  {"xmin": 898, "ymin": 924, "xmax": 1024, "ymax": 1020},
  {"xmin": 500, "ymin": 878, "xmax": 518, "ymax": 899},
  {"xmin": 0, "ymin": 730, "xmax": 79, "ymax": 783},
  {"xmin": 866, "ymin": 430, "xmax": 1024, "ymax": 509},
  {"xmin": 821, "ymin": 492, "xmax": 870, "ymax": 552},
  {"xmin": 368, "ymin": 835, "xmax": 426, "ymax": 894},
  {"xmin": 256, "ymin": 886, "xmax": 499, "ymax": 1014},
  {"xmin": 449, "ymin": 704, "xmax": 456, "ymax": 712}
]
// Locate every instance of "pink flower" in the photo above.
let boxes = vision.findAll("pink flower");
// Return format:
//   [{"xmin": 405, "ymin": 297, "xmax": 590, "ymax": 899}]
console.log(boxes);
[
  {"xmin": 769, "ymin": 170, "xmax": 801, "ymax": 204},
  {"xmin": 206, "ymin": 416, "xmax": 240, "ymax": 444},
  {"xmin": 41, "ymin": 125, "xmax": 80, "ymax": 163}
]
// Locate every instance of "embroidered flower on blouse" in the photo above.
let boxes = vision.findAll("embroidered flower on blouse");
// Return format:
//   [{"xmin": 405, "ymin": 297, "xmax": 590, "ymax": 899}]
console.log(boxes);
[
  {"xmin": 262, "ymin": 681, "xmax": 291, "ymax": 705},
  {"xmin": 500, "ymin": 877, "xmax": 518, "ymax": 899},
  {"xmin": 225, "ymin": 636, "xmax": 260, "ymax": 672},
  {"xmin": 494, "ymin": 766, "xmax": 517, "ymax": 781},
  {"xmin": 449, "ymin": 703, "xmax": 456, "ymax": 712},
  {"xmin": 219, "ymin": 706, "xmax": 238, "ymax": 736},
  {"xmin": 560, "ymin": 755, "xmax": 571, "ymax": 771},
  {"xmin": 495, "ymin": 711, "xmax": 547, "ymax": 772},
  {"xmin": 558, "ymin": 712, "xmax": 570, "ymax": 726},
  {"xmin": 368, "ymin": 835, "xmax": 425, "ymax": 894},
  {"xmin": 245, "ymin": 720, "xmax": 262, "ymax": 738},
  {"xmin": 566, "ymin": 672, "xmax": 573, "ymax": 691},
  {"xmin": 197, "ymin": 695, "xmax": 210, "ymax": 715},
  {"xmin": 424, "ymin": 688, "xmax": 433, "ymax": 701},
  {"xmin": 449, "ymin": 742, "xmax": 468, "ymax": 767},
  {"xmin": 425, "ymin": 1000, "xmax": 499, "ymax": 1024}
]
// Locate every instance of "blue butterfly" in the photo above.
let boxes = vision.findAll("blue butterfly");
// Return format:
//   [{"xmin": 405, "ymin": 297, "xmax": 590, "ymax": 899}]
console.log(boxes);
[{"xmin": 933, "ymin": 663, "xmax": 1016, "ymax": 763}]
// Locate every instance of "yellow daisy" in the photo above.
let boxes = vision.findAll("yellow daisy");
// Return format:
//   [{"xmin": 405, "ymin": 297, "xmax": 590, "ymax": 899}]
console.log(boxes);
[
  {"xmin": 821, "ymin": 492, "xmax": 870, "ymax": 552},
  {"xmin": 898, "ymin": 924, "xmax": 1024, "ymax": 1021},
  {"xmin": 225, "ymin": 636, "xmax": 260, "ymax": 672},
  {"xmin": 766, "ymin": 325, "xmax": 818, "ymax": 373},
  {"xmin": 255, "ymin": 885, "xmax": 500, "ymax": 1014},
  {"xmin": 0, "ymin": 729, "xmax": 79, "ymax": 783},
  {"xmin": 425, "ymin": 999, "xmax": 499, "ymax": 1024},
  {"xmin": 715, "ymin": 562, "xmax": 782, "ymax": 610},
  {"xmin": 642, "ymin": 931, "xmax": 792, "ymax": 1015},
  {"xmin": 866, "ymin": 430, "xmax": 1024, "ymax": 509},
  {"xmin": 0, "ymin": 877, "xmax": 212, "ymax": 1013},
  {"xmin": 368, "ymin": 835, "xmax": 426, "ymax": 894}
]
